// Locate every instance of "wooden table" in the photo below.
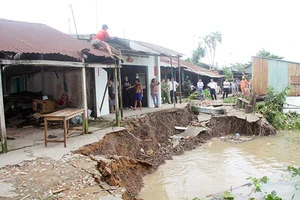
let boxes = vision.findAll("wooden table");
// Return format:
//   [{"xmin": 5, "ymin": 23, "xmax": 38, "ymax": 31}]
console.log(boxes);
[{"xmin": 44, "ymin": 108, "xmax": 85, "ymax": 147}]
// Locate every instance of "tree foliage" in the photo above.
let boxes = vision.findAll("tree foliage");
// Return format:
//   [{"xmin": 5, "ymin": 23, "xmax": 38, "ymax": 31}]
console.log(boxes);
[
  {"xmin": 192, "ymin": 42, "xmax": 206, "ymax": 65},
  {"xmin": 230, "ymin": 62, "xmax": 251, "ymax": 72},
  {"xmin": 202, "ymin": 31, "xmax": 222, "ymax": 70},
  {"xmin": 222, "ymin": 66, "xmax": 232, "ymax": 79},
  {"xmin": 186, "ymin": 42, "xmax": 206, "ymax": 66},
  {"xmin": 256, "ymin": 48, "xmax": 284, "ymax": 60}
]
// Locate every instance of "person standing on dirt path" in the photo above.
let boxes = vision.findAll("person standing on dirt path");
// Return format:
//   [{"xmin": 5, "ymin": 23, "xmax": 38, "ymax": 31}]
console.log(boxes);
[
  {"xmin": 240, "ymin": 76, "xmax": 249, "ymax": 93},
  {"xmin": 168, "ymin": 78, "xmax": 179, "ymax": 104},
  {"xmin": 222, "ymin": 79, "xmax": 230, "ymax": 99},
  {"xmin": 151, "ymin": 78, "xmax": 160, "ymax": 108},
  {"xmin": 231, "ymin": 79, "xmax": 238, "ymax": 96},
  {"xmin": 207, "ymin": 79, "xmax": 217, "ymax": 100},
  {"xmin": 126, "ymin": 79, "xmax": 143, "ymax": 110},
  {"xmin": 197, "ymin": 79, "xmax": 204, "ymax": 101},
  {"xmin": 161, "ymin": 79, "xmax": 170, "ymax": 104},
  {"xmin": 122, "ymin": 76, "xmax": 132, "ymax": 109},
  {"xmin": 108, "ymin": 80, "xmax": 115, "ymax": 113}
]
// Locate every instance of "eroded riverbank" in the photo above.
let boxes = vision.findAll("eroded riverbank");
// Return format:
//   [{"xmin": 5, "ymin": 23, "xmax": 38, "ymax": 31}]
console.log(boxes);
[
  {"xmin": 0, "ymin": 107, "xmax": 277, "ymax": 200},
  {"xmin": 140, "ymin": 131, "xmax": 300, "ymax": 200},
  {"xmin": 75, "ymin": 108, "xmax": 276, "ymax": 199}
]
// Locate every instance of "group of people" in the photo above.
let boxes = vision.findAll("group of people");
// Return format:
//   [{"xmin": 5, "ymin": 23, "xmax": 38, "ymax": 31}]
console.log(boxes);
[
  {"xmin": 195, "ymin": 76, "xmax": 251, "ymax": 102},
  {"xmin": 108, "ymin": 77, "xmax": 143, "ymax": 113},
  {"xmin": 108, "ymin": 77, "xmax": 181, "ymax": 113}
]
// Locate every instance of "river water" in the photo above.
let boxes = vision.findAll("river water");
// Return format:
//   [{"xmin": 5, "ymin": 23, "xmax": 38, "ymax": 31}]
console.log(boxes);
[{"xmin": 139, "ymin": 131, "xmax": 300, "ymax": 200}]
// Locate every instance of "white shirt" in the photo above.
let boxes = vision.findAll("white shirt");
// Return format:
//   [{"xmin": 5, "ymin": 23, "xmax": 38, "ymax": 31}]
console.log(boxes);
[
  {"xmin": 223, "ymin": 81, "xmax": 230, "ymax": 89},
  {"xmin": 168, "ymin": 81, "xmax": 179, "ymax": 91},
  {"xmin": 197, "ymin": 81, "xmax": 204, "ymax": 89},
  {"xmin": 207, "ymin": 82, "xmax": 217, "ymax": 89}
]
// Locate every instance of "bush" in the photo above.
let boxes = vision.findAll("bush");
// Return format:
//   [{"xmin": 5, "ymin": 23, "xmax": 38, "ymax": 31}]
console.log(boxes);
[
  {"xmin": 255, "ymin": 86, "xmax": 300, "ymax": 130},
  {"xmin": 188, "ymin": 89, "xmax": 212, "ymax": 100}
]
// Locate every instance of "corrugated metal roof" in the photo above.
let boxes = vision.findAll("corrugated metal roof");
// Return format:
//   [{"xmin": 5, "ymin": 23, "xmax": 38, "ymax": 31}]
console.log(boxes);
[
  {"xmin": 0, "ymin": 19, "xmax": 112, "ymax": 61},
  {"xmin": 134, "ymin": 41, "xmax": 183, "ymax": 56},
  {"xmin": 160, "ymin": 57, "xmax": 222, "ymax": 78}
]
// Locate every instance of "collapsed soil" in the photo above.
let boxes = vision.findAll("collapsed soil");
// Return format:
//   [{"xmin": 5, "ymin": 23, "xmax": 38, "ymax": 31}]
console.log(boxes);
[
  {"xmin": 75, "ymin": 108, "xmax": 276, "ymax": 199},
  {"xmin": 0, "ymin": 108, "xmax": 276, "ymax": 200}
]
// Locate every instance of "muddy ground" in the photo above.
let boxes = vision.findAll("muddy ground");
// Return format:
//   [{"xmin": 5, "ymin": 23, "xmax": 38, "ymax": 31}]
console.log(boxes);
[{"xmin": 0, "ymin": 108, "xmax": 276, "ymax": 200}]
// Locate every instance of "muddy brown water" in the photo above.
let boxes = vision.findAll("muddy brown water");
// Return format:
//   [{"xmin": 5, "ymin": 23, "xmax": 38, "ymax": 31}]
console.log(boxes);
[{"xmin": 139, "ymin": 131, "xmax": 300, "ymax": 200}]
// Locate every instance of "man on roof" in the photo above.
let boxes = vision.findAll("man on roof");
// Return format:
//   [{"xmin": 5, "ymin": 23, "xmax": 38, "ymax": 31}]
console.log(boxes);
[
  {"xmin": 91, "ymin": 24, "xmax": 113, "ymax": 55},
  {"xmin": 94, "ymin": 24, "xmax": 113, "ymax": 42}
]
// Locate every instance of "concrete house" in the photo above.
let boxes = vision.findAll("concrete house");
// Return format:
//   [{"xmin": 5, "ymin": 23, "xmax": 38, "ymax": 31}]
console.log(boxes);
[{"xmin": 0, "ymin": 18, "xmax": 118, "ymax": 151}]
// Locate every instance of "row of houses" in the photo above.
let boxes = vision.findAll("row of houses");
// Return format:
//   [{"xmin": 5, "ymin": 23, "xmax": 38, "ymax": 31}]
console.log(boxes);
[
  {"xmin": 0, "ymin": 18, "xmax": 223, "ymax": 116},
  {"xmin": 0, "ymin": 18, "xmax": 222, "ymax": 152}
]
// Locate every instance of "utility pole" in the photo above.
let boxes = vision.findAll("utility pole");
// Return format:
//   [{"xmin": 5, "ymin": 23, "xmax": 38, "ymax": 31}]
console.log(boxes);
[
  {"xmin": 95, "ymin": 0, "xmax": 99, "ymax": 31},
  {"xmin": 69, "ymin": 4, "xmax": 78, "ymax": 39}
]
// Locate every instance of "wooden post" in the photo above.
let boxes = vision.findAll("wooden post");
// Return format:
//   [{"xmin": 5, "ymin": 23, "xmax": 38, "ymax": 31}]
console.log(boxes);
[
  {"xmin": 81, "ymin": 63, "xmax": 88, "ymax": 134},
  {"xmin": 118, "ymin": 63, "xmax": 123, "ymax": 118},
  {"xmin": 170, "ymin": 56, "xmax": 175, "ymax": 108},
  {"xmin": 114, "ymin": 61, "xmax": 120, "ymax": 126},
  {"xmin": 178, "ymin": 56, "xmax": 182, "ymax": 104},
  {"xmin": 0, "ymin": 67, "xmax": 8, "ymax": 152},
  {"xmin": 41, "ymin": 66, "xmax": 45, "ymax": 94}
]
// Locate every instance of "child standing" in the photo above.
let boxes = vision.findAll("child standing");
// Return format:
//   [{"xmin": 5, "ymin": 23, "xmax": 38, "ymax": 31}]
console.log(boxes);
[{"xmin": 126, "ymin": 79, "xmax": 143, "ymax": 110}]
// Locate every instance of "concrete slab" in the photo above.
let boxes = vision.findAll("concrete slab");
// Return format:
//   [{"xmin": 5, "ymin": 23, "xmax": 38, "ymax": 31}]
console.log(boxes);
[
  {"xmin": 198, "ymin": 114, "xmax": 211, "ymax": 122},
  {"xmin": 0, "ymin": 127, "xmax": 125, "ymax": 168},
  {"xmin": 179, "ymin": 126, "xmax": 207, "ymax": 138},
  {"xmin": 0, "ymin": 182, "xmax": 17, "ymax": 197},
  {"xmin": 103, "ymin": 103, "xmax": 187, "ymax": 120},
  {"xmin": 246, "ymin": 113, "xmax": 260, "ymax": 123},
  {"xmin": 227, "ymin": 110, "xmax": 246, "ymax": 120}
]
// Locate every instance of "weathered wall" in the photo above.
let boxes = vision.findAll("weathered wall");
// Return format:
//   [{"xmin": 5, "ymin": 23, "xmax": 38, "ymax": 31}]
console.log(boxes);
[
  {"xmin": 252, "ymin": 57, "xmax": 300, "ymax": 96},
  {"xmin": 252, "ymin": 57, "xmax": 269, "ymax": 95},
  {"xmin": 122, "ymin": 55, "xmax": 160, "ymax": 108},
  {"xmin": 5, "ymin": 67, "xmax": 95, "ymax": 110},
  {"xmin": 288, "ymin": 62, "xmax": 300, "ymax": 96}
]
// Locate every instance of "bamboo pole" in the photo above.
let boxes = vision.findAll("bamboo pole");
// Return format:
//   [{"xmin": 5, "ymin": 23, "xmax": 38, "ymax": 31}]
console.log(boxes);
[
  {"xmin": 81, "ymin": 62, "xmax": 88, "ymax": 134},
  {"xmin": 0, "ymin": 67, "xmax": 7, "ymax": 152},
  {"xmin": 114, "ymin": 61, "xmax": 120, "ymax": 126}
]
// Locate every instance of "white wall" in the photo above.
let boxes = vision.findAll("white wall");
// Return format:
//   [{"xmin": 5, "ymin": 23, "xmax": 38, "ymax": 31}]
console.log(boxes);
[
  {"xmin": 122, "ymin": 55, "xmax": 161, "ymax": 108},
  {"xmin": 95, "ymin": 67, "xmax": 109, "ymax": 117},
  {"xmin": 284, "ymin": 97, "xmax": 300, "ymax": 114}
]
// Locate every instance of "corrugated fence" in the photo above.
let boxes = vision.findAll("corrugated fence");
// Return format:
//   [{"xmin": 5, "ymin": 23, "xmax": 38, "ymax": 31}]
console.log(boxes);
[{"xmin": 252, "ymin": 57, "xmax": 300, "ymax": 96}]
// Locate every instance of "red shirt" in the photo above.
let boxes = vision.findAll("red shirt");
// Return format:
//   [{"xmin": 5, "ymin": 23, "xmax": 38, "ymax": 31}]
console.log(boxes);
[{"xmin": 94, "ymin": 29, "xmax": 109, "ymax": 41}]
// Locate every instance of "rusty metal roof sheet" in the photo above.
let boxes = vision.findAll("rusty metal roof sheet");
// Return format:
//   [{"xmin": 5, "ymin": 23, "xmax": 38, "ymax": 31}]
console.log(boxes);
[
  {"xmin": 160, "ymin": 57, "xmax": 222, "ymax": 78},
  {"xmin": 134, "ymin": 41, "xmax": 183, "ymax": 57},
  {"xmin": 0, "ymin": 19, "xmax": 112, "ymax": 61}
]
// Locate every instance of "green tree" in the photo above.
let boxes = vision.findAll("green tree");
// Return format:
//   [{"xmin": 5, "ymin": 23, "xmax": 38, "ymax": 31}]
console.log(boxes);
[
  {"xmin": 186, "ymin": 42, "xmax": 206, "ymax": 66},
  {"xmin": 202, "ymin": 31, "xmax": 222, "ymax": 70},
  {"xmin": 191, "ymin": 42, "xmax": 206, "ymax": 65},
  {"xmin": 256, "ymin": 48, "xmax": 284, "ymax": 60},
  {"xmin": 230, "ymin": 62, "xmax": 251, "ymax": 72},
  {"xmin": 222, "ymin": 66, "xmax": 232, "ymax": 79}
]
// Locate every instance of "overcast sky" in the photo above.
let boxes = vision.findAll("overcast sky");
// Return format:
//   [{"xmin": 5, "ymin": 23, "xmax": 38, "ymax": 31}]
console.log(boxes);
[{"xmin": 1, "ymin": 0, "xmax": 299, "ymax": 66}]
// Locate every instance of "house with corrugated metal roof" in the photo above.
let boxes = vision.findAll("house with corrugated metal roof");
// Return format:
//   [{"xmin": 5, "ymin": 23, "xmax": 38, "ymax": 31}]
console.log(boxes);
[
  {"xmin": 0, "ymin": 18, "xmax": 120, "ymax": 152},
  {"xmin": 102, "ymin": 38, "xmax": 222, "ymax": 104}
]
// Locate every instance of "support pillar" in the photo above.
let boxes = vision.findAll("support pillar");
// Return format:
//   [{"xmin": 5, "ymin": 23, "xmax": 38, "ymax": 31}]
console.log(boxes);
[
  {"xmin": 0, "ymin": 67, "xmax": 7, "ymax": 152},
  {"xmin": 114, "ymin": 61, "xmax": 120, "ymax": 126},
  {"xmin": 81, "ymin": 64, "xmax": 88, "ymax": 134},
  {"xmin": 178, "ymin": 56, "xmax": 182, "ymax": 104}
]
